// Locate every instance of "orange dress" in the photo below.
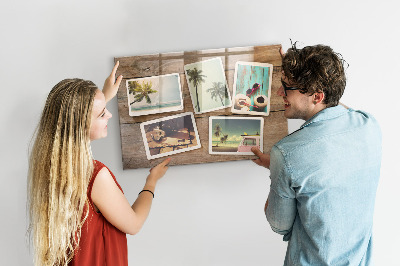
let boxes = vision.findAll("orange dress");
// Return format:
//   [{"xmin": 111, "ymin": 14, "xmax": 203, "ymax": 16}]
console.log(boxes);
[{"xmin": 69, "ymin": 160, "xmax": 128, "ymax": 266}]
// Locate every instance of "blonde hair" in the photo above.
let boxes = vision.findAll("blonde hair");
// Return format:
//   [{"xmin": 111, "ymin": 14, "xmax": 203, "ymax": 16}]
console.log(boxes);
[{"xmin": 28, "ymin": 79, "xmax": 98, "ymax": 265}]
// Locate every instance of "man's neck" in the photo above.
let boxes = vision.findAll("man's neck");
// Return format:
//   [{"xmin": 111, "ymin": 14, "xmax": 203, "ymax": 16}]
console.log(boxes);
[{"xmin": 304, "ymin": 104, "xmax": 327, "ymax": 121}]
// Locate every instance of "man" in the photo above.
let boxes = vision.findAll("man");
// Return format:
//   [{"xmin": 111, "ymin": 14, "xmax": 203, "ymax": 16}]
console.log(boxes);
[{"xmin": 251, "ymin": 44, "xmax": 381, "ymax": 265}]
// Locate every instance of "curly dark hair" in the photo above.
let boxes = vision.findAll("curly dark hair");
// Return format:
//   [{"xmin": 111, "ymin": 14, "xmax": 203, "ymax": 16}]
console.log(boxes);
[{"xmin": 282, "ymin": 42, "xmax": 348, "ymax": 107}]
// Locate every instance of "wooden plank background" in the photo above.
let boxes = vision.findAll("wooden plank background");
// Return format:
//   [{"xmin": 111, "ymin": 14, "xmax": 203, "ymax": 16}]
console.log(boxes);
[{"xmin": 115, "ymin": 44, "xmax": 288, "ymax": 169}]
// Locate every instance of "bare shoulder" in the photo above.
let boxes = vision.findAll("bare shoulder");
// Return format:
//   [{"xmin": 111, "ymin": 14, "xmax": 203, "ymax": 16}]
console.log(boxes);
[
  {"xmin": 95, "ymin": 166, "xmax": 113, "ymax": 182},
  {"xmin": 91, "ymin": 167, "xmax": 120, "ymax": 200}
]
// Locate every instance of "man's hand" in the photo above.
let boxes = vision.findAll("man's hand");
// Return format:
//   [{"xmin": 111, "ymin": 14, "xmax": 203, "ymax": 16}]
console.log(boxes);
[
  {"xmin": 251, "ymin": 147, "xmax": 271, "ymax": 169},
  {"xmin": 103, "ymin": 61, "xmax": 123, "ymax": 103},
  {"xmin": 279, "ymin": 46, "xmax": 285, "ymax": 58}
]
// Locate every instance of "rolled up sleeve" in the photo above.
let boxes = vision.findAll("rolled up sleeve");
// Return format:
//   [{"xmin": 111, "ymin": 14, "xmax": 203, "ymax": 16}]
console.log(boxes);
[{"xmin": 266, "ymin": 146, "xmax": 297, "ymax": 241}]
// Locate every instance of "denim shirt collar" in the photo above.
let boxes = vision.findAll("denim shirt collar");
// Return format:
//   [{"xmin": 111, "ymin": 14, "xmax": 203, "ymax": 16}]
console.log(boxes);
[{"xmin": 300, "ymin": 105, "xmax": 349, "ymax": 129}]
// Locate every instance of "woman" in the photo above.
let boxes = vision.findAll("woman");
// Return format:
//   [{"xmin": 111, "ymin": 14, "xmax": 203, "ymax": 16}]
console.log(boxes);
[{"xmin": 27, "ymin": 62, "xmax": 170, "ymax": 266}]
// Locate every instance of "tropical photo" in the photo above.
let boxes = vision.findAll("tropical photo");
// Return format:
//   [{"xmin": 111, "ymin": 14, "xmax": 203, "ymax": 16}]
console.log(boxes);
[
  {"xmin": 184, "ymin": 58, "xmax": 232, "ymax": 114},
  {"xmin": 209, "ymin": 116, "xmax": 263, "ymax": 155},
  {"xmin": 126, "ymin": 73, "xmax": 183, "ymax": 116},
  {"xmin": 140, "ymin": 112, "xmax": 201, "ymax": 160},
  {"xmin": 231, "ymin": 61, "xmax": 273, "ymax": 116}
]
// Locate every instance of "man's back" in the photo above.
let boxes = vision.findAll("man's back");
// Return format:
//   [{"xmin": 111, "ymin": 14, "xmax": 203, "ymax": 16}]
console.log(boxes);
[{"xmin": 267, "ymin": 105, "xmax": 382, "ymax": 266}]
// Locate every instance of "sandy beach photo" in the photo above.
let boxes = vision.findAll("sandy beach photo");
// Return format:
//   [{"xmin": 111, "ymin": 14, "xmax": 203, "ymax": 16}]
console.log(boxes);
[
  {"xmin": 209, "ymin": 116, "xmax": 263, "ymax": 155},
  {"xmin": 127, "ymin": 73, "xmax": 183, "ymax": 116}
]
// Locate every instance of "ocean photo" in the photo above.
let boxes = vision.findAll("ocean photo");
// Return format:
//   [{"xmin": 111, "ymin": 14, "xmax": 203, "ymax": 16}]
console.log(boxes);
[
  {"xmin": 131, "ymin": 100, "xmax": 182, "ymax": 111},
  {"xmin": 209, "ymin": 116, "xmax": 263, "ymax": 155},
  {"xmin": 127, "ymin": 73, "xmax": 183, "ymax": 116}
]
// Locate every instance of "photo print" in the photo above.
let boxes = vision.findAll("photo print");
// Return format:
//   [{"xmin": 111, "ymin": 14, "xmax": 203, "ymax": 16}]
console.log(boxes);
[
  {"xmin": 231, "ymin": 61, "xmax": 273, "ymax": 116},
  {"xmin": 126, "ymin": 73, "xmax": 183, "ymax": 116},
  {"xmin": 140, "ymin": 112, "xmax": 201, "ymax": 160},
  {"xmin": 184, "ymin": 58, "xmax": 232, "ymax": 114},
  {"xmin": 209, "ymin": 116, "xmax": 263, "ymax": 155}
]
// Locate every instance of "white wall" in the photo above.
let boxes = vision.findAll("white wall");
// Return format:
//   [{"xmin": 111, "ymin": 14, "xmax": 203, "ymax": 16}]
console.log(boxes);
[{"xmin": 1, "ymin": 0, "xmax": 398, "ymax": 265}]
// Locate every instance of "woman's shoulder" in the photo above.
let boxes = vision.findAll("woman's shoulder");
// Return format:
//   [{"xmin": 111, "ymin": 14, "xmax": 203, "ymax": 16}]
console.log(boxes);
[
  {"xmin": 90, "ymin": 160, "xmax": 107, "ymax": 189},
  {"xmin": 91, "ymin": 160, "xmax": 123, "ymax": 193},
  {"xmin": 93, "ymin": 159, "xmax": 105, "ymax": 169}
]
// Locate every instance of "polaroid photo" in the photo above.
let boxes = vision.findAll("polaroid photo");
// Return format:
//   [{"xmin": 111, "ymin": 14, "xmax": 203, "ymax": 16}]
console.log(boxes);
[
  {"xmin": 184, "ymin": 58, "xmax": 232, "ymax": 114},
  {"xmin": 209, "ymin": 116, "xmax": 263, "ymax": 155},
  {"xmin": 140, "ymin": 112, "xmax": 201, "ymax": 160},
  {"xmin": 126, "ymin": 73, "xmax": 183, "ymax": 116},
  {"xmin": 231, "ymin": 61, "xmax": 273, "ymax": 116}
]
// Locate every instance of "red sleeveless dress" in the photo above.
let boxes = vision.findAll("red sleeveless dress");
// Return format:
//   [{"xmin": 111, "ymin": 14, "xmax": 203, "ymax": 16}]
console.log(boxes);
[{"xmin": 69, "ymin": 160, "xmax": 128, "ymax": 266}]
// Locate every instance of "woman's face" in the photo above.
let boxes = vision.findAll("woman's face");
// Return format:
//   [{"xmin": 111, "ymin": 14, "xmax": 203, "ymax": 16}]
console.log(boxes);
[{"xmin": 90, "ymin": 90, "xmax": 112, "ymax": 141}]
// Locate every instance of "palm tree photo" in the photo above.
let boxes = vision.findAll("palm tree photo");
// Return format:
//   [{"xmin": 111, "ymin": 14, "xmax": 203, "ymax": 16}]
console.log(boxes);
[
  {"xmin": 220, "ymin": 134, "xmax": 228, "ymax": 144},
  {"xmin": 185, "ymin": 67, "xmax": 206, "ymax": 112},
  {"xmin": 128, "ymin": 80, "xmax": 158, "ymax": 105},
  {"xmin": 214, "ymin": 123, "xmax": 228, "ymax": 146},
  {"xmin": 207, "ymin": 82, "xmax": 229, "ymax": 105}
]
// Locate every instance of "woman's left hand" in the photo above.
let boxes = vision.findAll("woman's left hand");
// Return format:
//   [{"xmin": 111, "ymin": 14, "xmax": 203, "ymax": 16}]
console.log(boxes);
[{"xmin": 103, "ymin": 61, "xmax": 123, "ymax": 103}]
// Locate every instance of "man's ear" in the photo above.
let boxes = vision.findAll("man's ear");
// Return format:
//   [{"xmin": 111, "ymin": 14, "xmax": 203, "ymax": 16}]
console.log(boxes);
[{"xmin": 313, "ymin": 92, "xmax": 325, "ymax": 104}]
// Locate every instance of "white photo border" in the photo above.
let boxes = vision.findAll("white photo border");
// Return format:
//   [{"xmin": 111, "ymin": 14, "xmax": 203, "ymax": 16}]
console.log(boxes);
[
  {"xmin": 231, "ymin": 61, "xmax": 273, "ymax": 116},
  {"xmin": 184, "ymin": 57, "xmax": 232, "ymax": 114},
  {"xmin": 126, "ymin": 73, "xmax": 183, "ymax": 117},
  {"xmin": 140, "ymin": 112, "xmax": 201, "ymax": 160},
  {"xmin": 208, "ymin": 116, "xmax": 264, "ymax": 155}
]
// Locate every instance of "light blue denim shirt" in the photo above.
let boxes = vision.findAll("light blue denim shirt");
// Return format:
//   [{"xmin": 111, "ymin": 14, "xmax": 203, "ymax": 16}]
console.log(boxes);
[{"xmin": 266, "ymin": 105, "xmax": 382, "ymax": 266}]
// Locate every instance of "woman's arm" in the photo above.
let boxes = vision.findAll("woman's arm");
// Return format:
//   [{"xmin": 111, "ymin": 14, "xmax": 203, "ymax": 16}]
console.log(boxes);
[{"xmin": 91, "ymin": 158, "xmax": 170, "ymax": 235}]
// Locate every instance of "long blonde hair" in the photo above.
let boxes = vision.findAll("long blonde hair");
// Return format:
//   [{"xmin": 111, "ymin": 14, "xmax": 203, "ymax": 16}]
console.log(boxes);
[{"xmin": 28, "ymin": 79, "xmax": 98, "ymax": 265}]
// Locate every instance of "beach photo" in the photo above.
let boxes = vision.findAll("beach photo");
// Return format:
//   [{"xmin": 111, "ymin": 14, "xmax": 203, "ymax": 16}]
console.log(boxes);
[
  {"xmin": 126, "ymin": 73, "xmax": 183, "ymax": 116},
  {"xmin": 231, "ymin": 61, "xmax": 273, "ymax": 116},
  {"xmin": 209, "ymin": 116, "xmax": 263, "ymax": 155},
  {"xmin": 184, "ymin": 57, "xmax": 232, "ymax": 114},
  {"xmin": 140, "ymin": 112, "xmax": 201, "ymax": 160}
]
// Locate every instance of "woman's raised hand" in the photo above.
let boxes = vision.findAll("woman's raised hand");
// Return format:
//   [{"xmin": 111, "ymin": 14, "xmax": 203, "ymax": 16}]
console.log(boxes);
[{"xmin": 103, "ymin": 61, "xmax": 123, "ymax": 103}]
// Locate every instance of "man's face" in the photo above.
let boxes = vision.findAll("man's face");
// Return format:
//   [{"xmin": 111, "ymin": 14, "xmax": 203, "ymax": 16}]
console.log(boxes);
[{"xmin": 278, "ymin": 72, "xmax": 315, "ymax": 121}]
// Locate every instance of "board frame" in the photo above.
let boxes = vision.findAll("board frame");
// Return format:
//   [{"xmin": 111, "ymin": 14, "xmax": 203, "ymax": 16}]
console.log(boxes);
[{"xmin": 115, "ymin": 44, "xmax": 288, "ymax": 169}]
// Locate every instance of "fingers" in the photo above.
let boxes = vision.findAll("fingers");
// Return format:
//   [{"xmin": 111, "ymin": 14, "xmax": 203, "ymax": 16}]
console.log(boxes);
[
  {"xmin": 279, "ymin": 47, "xmax": 285, "ymax": 58},
  {"xmin": 252, "ymin": 158, "xmax": 262, "ymax": 166},
  {"xmin": 161, "ymin": 158, "xmax": 171, "ymax": 167},
  {"xmin": 111, "ymin": 61, "xmax": 120, "ymax": 78},
  {"xmin": 251, "ymin": 147, "xmax": 263, "ymax": 157},
  {"xmin": 115, "ymin": 74, "xmax": 123, "ymax": 88},
  {"xmin": 151, "ymin": 158, "xmax": 171, "ymax": 170}
]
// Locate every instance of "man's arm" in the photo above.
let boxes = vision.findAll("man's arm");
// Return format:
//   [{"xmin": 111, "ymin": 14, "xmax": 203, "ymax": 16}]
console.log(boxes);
[
  {"xmin": 251, "ymin": 147, "xmax": 272, "ymax": 215},
  {"xmin": 265, "ymin": 146, "xmax": 297, "ymax": 239}
]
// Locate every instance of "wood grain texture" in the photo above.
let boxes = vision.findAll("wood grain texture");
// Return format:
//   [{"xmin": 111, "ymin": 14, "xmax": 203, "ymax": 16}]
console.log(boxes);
[{"xmin": 115, "ymin": 44, "xmax": 288, "ymax": 169}]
